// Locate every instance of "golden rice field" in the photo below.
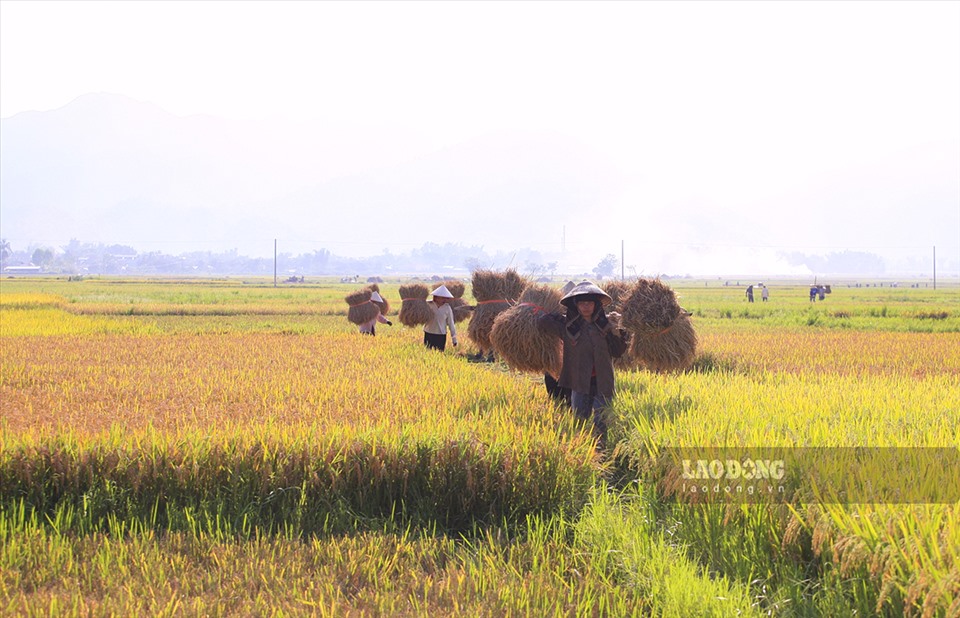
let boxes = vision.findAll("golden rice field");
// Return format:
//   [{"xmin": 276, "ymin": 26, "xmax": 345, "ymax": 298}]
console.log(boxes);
[{"xmin": 1, "ymin": 277, "xmax": 958, "ymax": 617}]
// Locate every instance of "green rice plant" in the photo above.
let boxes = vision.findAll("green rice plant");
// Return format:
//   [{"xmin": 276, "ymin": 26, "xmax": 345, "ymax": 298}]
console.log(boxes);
[
  {"xmin": 573, "ymin": 483, "xmax": 762, "ymax": 617},
  {"xmin": 608, "ymin": 322, "xmax": 959, "ymax": 616},
  {"xmin": 1, "ymin": 510, "xmax": 658, "ymax": 616},
  {"xmin": 0, "ymin": 423, "xmax": 598, "ymax": 535}
]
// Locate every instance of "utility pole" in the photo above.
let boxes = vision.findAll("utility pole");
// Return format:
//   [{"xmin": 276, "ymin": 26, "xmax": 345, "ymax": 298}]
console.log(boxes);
[
  {"xmin": 274, "ymin": 239, "xmax": 277, "ymax": 287},
  {"xmin": 933, "ymin": 245, "xmax": 936, "ymax": 290}
]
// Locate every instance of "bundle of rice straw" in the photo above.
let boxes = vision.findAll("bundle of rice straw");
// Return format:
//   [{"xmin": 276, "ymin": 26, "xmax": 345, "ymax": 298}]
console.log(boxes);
[
  {"xmin": 502, "ymin": 270, "xmax": 528, "ymax": 300},
  {"xmin": 621, "ymin": 278, "xmax": 697, "ymax": 372},
  {"xmin": 366, "ymin": 284, "xmax": 390, "ymax": 315},
  {"xmin": 443, "ymin": 280, "xmax": 466, "ymax": 298},
  {"xmin": 443, "ymin": 280, "xmax": 472, "ymax": 323},
  {"xmin": 628, "ymin": 312, "xmax": 697, "ymax": 372},
  {"xmin": 601, "ymin": 280, "xmax": 632, "ymax": 314},
  {"xmin": 599, "ymin": 281, "xmax": 642, "ymax": 370},
  {"xmin": 468, "ymin": 269, "xmax": 530, "ymax": 351},
  {"xmin": 490, "ymin": 283, "xmax": 563, "ymax": 375},
  {"xmin": 470, "ymin": 270, "xmax": 505, "ymax": 303},
  {"xmin": 398, "ymin": 283, "xmax": 432, "ymax": 327},
  {"xmin": 345, "ymin": 288, "xmax": 379, "ymax": 325},
  {"xmin": 621, "ymin": 278, "xmax": 682, "ymax": 332},
  {"xmin": 450, "ymin": 299, "xmax": 472, "ymax": 323}
]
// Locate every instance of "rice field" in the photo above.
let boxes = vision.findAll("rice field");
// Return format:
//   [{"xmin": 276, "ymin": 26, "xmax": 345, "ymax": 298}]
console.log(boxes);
[{"xmin": 1, "ymin": 276, "xmax": 958, "ymax": 616}]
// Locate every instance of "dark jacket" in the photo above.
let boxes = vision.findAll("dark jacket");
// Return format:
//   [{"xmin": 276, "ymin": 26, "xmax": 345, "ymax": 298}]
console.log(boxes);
[{"xmin": 538, "ymin": 309, "xmax": 628, "ymax": 398}]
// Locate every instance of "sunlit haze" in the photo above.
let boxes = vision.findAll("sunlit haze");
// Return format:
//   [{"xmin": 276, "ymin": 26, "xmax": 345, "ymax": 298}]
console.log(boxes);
[{"xmin": 1, "ymin": 1, "xmax": 958, "ymax": 276}]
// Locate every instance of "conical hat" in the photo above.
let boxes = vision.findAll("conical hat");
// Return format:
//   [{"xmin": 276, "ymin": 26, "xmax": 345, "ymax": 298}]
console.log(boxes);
[
  {"xmin": 370, "ymin": 291, "xmax": 384, "ymax": 303},
  {"xmin": 560, "ymin": 280, "xmax": 612, "ymax": 308},
  {"xmin": 431, "ymin": 285, "xmax": 455, "ymax": 299}
]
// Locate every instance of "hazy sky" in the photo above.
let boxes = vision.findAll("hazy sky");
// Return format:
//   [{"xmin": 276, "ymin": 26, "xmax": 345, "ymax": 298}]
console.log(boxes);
[{"xmin": 2, "ymin": 0, "xmax": 958, "ymax": 275}]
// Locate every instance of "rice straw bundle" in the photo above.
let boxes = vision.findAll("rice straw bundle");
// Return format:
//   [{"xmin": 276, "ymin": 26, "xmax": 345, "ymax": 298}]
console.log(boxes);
[
  {"xmin": 502, "ymin": 270, "xmax": 528, "ymax": 301},
  {"xmin": 468, "ymin": 301, "xmax": 508, "ymax": 351},
  {"xmin": 601, "ymin": 280, "xmax": 632, "ymax": 314},
  {"xmin": 470, "ymin": 270, "xmax": 505, "ymax": 302},
  {"xmin": 449, "ymin": 298, "xmax": 471, "ymax": 323},
  {"xmin": 620, "ymin": 278, "xmax": 697, "ymax": 372},
  {"xmin": 443, "ymin": 280, "xmax": 466, "ymax": 298},
  {"xmin": 599, "ymin": 310, "xmax": 641, "ymax": 371},
  {"xmin": 621, "ymin": 278, "xmax": 683, "ymax": 332},
  {"xmin": 628, "ymin": 312, "xmax": 698, "ymax": 372},
  {"xmin": 468, "ymin": 269, "xmax": 530, "ymax": 351},
  {"xmin": 366, "ymin": 284, "xmax": 390, "ymax": 315},
  {"xmin": 600, "ymin": 283, "xmax": 641, "ymax": 370},
  {"xmin": 489, "ymin": 283, "xmax": 563, "ymax": 375},
  {"xmin": 398, "ymin": 283, "xmax": 432, "ymax": 327},
  {"xmin": 345, "ymin": 289, "xmax": 379, "ymax": 325},
  {"xmin": 440, "ymin": 280, "xmax": 471, "ymax": 323}
]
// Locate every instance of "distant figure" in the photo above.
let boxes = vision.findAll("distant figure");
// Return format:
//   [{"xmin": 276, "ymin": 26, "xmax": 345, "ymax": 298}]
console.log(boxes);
[
  {"xmin": 818, "ymin": 285, "xmax": 826, "ymax": 301},
  {"xmin": 745, "ymin": 284, "xmax": 754, "ymax": 303},
  {"xmin": 761, "ymin": 284, "xmax": 769, "ymax": 302},
  {"xmin": 809, "ymin": 285, "xmax": 818, "ymax": 302}
]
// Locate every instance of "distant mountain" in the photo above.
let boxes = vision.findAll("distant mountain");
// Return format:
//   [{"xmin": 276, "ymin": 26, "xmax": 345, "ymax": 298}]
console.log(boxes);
[
  {"xmin": 1, "ymin": 94, "xmax": 323, "ymax": 247},
  {"xmin": 0, "ymin": 93, "xmax": 625, "ymax": 258}
]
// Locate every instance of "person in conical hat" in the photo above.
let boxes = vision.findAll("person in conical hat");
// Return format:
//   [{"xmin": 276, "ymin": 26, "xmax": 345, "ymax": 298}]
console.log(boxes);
[
  {"xmin": 423, "ymin": 284, "xmax": 458, "ymax": 351},
  {"xmin": 358, "ymin": 290, "xmax": 392, "ymax": 336},
  {"xmin": 537, "ymin": 280, "xmax": 626, "ymax": 448},
  {"xmin": 559, "ymin": 280, "xmax": 613, "ymax": 309},
  {"xmin": 431, "ymin": 285, "xmax": 454, "ymax": 300}
]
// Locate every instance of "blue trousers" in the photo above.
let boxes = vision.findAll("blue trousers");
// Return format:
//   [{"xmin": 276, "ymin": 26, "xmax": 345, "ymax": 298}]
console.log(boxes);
[{"xmin": 571, "ymin": 387, "xmax": 609, "ymax": 446}]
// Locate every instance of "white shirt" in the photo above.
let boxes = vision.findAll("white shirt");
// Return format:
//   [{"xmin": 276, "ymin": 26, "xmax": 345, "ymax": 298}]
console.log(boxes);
[
  {"xmin": 359, "ymin": 312, "xmax": 389, "ymax": 333},
  {"xmin": 423, "ymin": 301, "xmax": 457, "ymax": 341}
]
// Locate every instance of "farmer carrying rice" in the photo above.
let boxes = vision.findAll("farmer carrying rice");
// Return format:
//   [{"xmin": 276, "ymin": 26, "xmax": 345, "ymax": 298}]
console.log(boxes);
[
  {"xmin": 537, "ymin": 281, "xmax": 628, "ymax": 448},
  {"xmin": 358, "ymin": 291, "xmax": 392, "ymax": 336},
  {"xmin": 423, "ymin": 285, "xmax": 459, "ymax": 351}
]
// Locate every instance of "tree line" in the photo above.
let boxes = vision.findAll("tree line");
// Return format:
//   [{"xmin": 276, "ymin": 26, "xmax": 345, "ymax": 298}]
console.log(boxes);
[{"xmin": 0, "ymin": 239, "xmax": 621, "ymax": 280}]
